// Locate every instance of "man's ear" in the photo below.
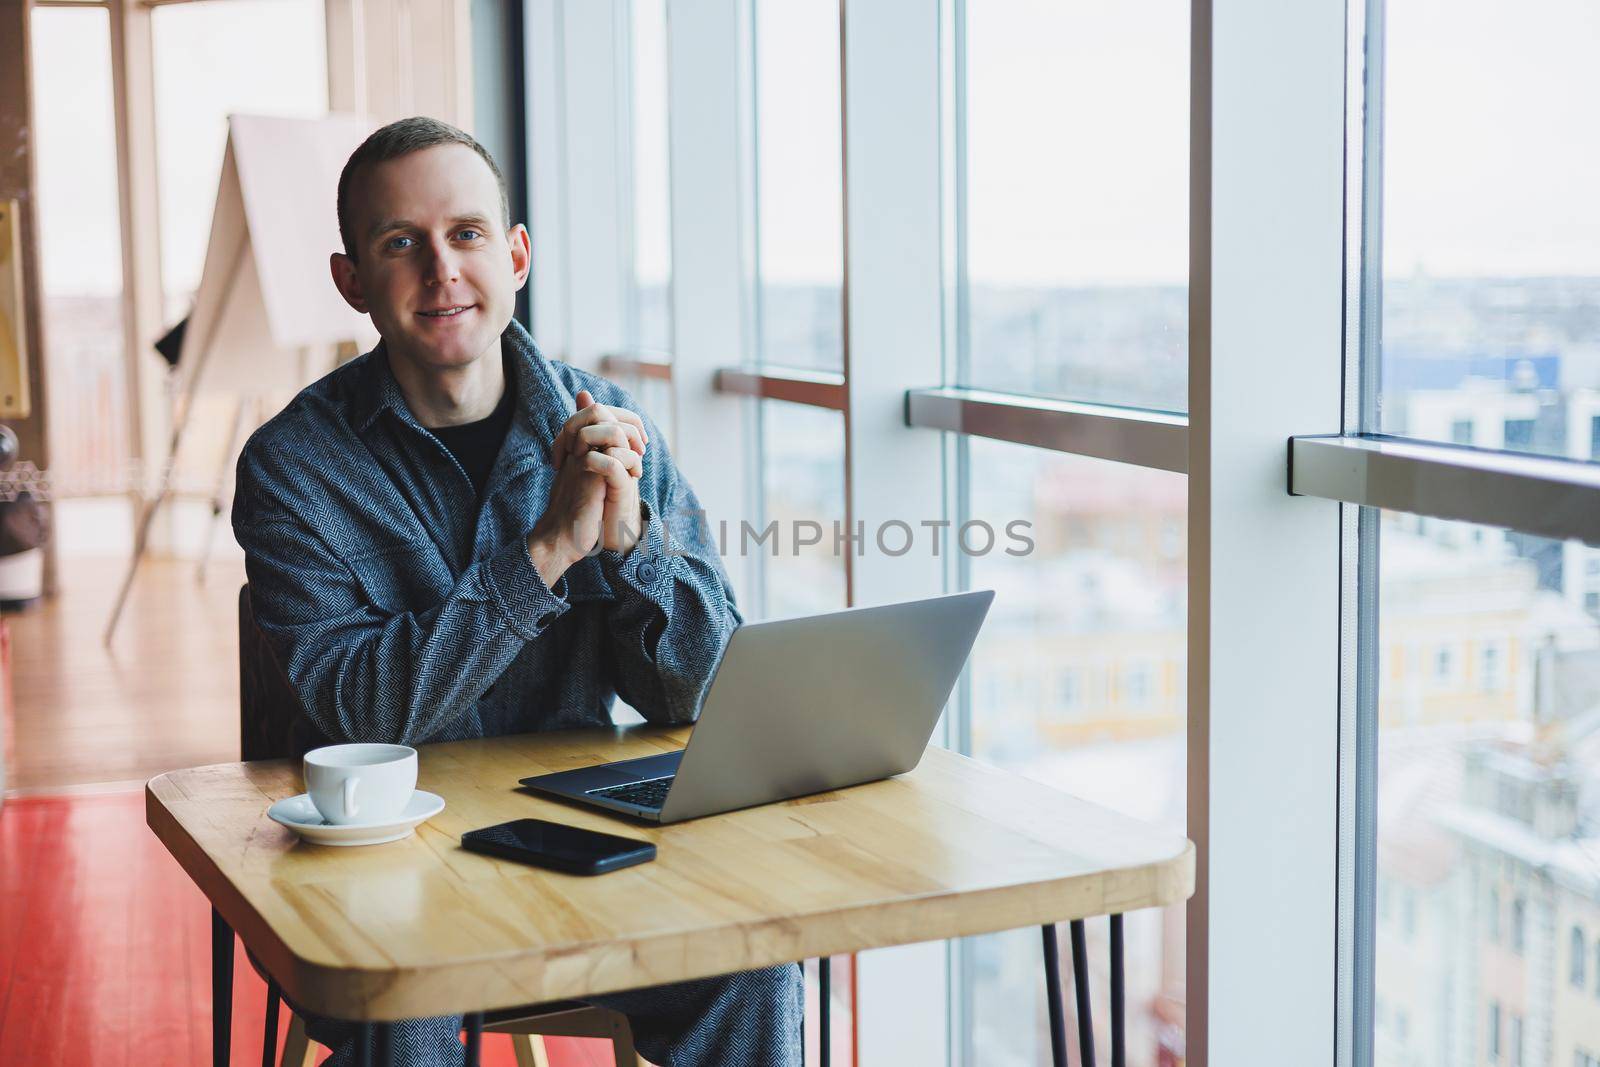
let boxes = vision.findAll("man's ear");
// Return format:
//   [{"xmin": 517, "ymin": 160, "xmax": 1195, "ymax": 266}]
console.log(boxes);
[
  {"xmin": 329, "ymin": 252, "xmax": 368, "ymax": 313},
  {"xmin": 507, "ymin": 223, "xmax": 532, "ymax": 292}
]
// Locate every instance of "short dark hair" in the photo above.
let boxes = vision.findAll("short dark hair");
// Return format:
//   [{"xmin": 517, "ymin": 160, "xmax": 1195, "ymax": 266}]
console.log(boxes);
[{"xmin": 336, "ymin": 116, "xmax": 509, "ymax": 260}]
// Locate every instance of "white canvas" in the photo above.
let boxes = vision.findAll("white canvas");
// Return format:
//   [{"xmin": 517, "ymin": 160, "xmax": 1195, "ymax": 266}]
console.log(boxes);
[{"xmin": 177, "ymin": 112, "xmax": 379, "ymax": 399}]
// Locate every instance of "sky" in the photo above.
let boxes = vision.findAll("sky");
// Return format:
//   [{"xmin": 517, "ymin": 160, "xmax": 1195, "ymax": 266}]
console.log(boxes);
[
  {"xmin": 1382, "ymin": 0, "xmax": 1600, "ymax": 278},
  {"xmin": 30, "ymin": 0, "xmax": 1600, "ymax": 300}
]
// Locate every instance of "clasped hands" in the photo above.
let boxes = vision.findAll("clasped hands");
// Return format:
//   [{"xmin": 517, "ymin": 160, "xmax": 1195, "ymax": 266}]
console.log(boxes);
[{"xmin": 526, "ymin": 389, "xmax": 649, "ymax": 587}]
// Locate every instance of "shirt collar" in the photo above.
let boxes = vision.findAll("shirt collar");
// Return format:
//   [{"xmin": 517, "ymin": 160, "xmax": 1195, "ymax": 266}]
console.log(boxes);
[{"xmin": 348, "ymin": 320, "xmax": 573, "ymax": 459}]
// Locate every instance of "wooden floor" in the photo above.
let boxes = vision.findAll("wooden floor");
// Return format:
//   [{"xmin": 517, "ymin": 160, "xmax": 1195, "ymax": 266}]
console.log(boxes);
[
  {"xmin": 5, "ymin": 556, "xmax": 248, "ymax": 794},
  {"xmin": 0, "ymin": 555, "xmax": 613, "ymax": 1065}
]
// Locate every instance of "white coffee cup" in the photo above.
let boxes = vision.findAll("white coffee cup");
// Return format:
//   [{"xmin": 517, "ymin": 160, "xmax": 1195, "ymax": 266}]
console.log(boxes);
[{"xmin": 303, "ymin": 744, "xmax": 417, "ymax": 825}]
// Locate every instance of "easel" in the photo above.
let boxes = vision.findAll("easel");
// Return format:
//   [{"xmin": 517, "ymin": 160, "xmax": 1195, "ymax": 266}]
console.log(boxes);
[{"xmin": 104, "ymin": 113, "xmax": 376, "ymax": 645}]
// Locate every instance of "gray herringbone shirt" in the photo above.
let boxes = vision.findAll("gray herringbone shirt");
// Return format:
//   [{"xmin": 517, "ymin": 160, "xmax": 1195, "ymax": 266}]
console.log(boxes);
[{"xmin": 231, "ymin": 319, "xmax": 739, "ymax": 746}]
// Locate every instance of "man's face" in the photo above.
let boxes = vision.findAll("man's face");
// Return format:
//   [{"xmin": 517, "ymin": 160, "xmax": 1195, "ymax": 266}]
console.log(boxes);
[{"xmin": 330, "ymin": 143, "xmax": 530, "ymax": 373}]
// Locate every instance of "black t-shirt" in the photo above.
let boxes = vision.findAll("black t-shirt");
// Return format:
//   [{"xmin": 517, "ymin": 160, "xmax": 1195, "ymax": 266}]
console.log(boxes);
[{"xmin": 430, "ymin": 378, "xmax": 515, "ymax": 501}]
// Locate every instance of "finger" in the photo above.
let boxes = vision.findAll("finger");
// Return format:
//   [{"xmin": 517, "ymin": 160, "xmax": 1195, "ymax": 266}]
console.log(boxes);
[
  {"xmin": 582, "ymin": 448, "xmax": 638, "ymax": 491},
  {"xmin": 550, "ymin": 404, "xmax": 597, "ymax": 466},
  {"xmin": 575, "ymin": 389, "xmax": 595, "ymax": 409},
  {"xmin": 603, "ymin": 445, "xmax": 643, "ymax": 478},
  {"xmin": 551, "ymin": 401, "xmax": 648, "ymax": 466},
  {"xmin": 576, "ymin": 421, "xmax": 645, "ymax": 456},
  {"xmin": 584, "ymin": 400, "xmax": 650, "ymax": 449},
  {"xmin": 606, "ymin": 406, "xmax": 649, "ymax": 448}
]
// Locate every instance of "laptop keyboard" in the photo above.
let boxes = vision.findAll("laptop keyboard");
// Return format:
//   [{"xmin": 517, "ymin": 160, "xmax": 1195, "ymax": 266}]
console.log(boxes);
[{"xmin": 587, "ymin": 776, "xmax": 675, "ymax": 810}]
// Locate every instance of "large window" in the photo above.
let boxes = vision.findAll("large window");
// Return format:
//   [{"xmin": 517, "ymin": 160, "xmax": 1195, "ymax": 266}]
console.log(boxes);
[
  {"xmin": 625, "ymin": 0, "xmax": 673, "ymax": 354},
  {"xmin": 945, "ymin": 3, "xmax": 1191, "ymax": 1062},
  {"xmin": 30, "ymin": 4, "xmax": 129, "ymax": 552},
  {"xmin": 1349, "ymin": 3, "xmax": 1600, "ymax": 1065},
  {"xmin": 743, "ymin": 5, "xmax": 852, "ymax": 1058},
  {"xmin": 958, "ymin": 443, "xmax": 1187, "ymax": 1066},
  {"xmin": 1372, "ymin": 516, "xmax": 1600, "ymax": 1065},
  {"xmin": 606, "ymin": 0, "xmax": 677, "ymax": 448},
  {"xmin": 533, "ymin": 0, "xmax": 1589, "ymax": 1060},
  {"xmin": 956, "ymin": 0, "xmax": 1188, "ymax": 412},
  {"xmin": 1375, "ymin": 0, "xmax": 1600, "ymax": 460},
  {"xmin": 751, "ymin": 0, "xmax": 843, "ymax": 372},
  {"xmin": 756, "ymin": 402, "xmax": 847, "ymax": 620}
]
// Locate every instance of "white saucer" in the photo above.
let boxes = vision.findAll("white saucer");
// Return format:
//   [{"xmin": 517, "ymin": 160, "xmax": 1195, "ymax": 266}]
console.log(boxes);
[{"xmin": 267, "ymin": 790, "xmax": 446, "ymax": 847}]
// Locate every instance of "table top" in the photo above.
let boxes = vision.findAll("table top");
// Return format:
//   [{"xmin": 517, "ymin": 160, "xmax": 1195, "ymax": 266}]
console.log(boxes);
[{"xmin": 146, "ymin": 726, "xmax": 1194, "ymax": 1022}]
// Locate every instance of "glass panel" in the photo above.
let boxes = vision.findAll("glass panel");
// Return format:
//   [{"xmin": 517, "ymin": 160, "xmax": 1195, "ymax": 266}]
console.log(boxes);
[
  {"xmin": 958, "ymin": 0, "xmax": 1188, "ymax": 412},
  {"xmin": 959, "ymin": 440, "xmax": 1187, "ymax": 1065},
  {"xmin": 1375, "ymin": 0, "xmax": 1600, "ymax": 458},
  {"xmin": 751, "ymin": 399, "xmax": 849, "ymax": 1065},
  {"xmin": 31, "ymin": 6, "xmax": 131, "ymax": 554},
  {"xmin": 752, "ymin": 0, "xmax": 843, "ymax": 371},
  {"xmin": 1372, "ymin": 512, "xmax": 1600, "ymax": 1065},
  {"xmin": 628, "ymin": 0, "xmax": 673, "ymax": 353},
  {"xmin": 755, "ymin": 401, "xmax": 846, "ymax": 620}
]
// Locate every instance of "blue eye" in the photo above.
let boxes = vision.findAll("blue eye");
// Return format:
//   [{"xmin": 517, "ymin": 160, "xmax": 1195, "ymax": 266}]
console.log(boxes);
[
  {"xmin": 457, "ymin": 229, "xmax": 482, "ymax": 241},
  {"xmin": 387, "ymin": 235, "xmax": 415, "ymax": 251}
]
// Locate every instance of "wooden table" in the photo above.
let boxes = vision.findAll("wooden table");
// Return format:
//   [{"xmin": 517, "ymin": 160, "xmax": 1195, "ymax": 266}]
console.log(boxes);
[{"xmin": 147, "ymin": 725, "xmax": 1194, "ymax": 1066}]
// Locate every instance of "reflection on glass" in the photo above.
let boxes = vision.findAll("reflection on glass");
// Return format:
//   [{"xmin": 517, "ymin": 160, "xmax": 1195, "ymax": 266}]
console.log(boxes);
[
  {"xmin": 1374, "ymin": 513, "xmax": 1600, "ymax": 1065},
  {"xmin": 629, "ymin": 0, "xmax": 673, "ymax": 353},
  {"xmin": 1376, "ymin": 1, "xmax": 1600, "ymax": 458},
  {"xmin": 960, "ymin": 440, "xmax": 1187, "ymax": 1066},
  {"xmin": 959, "ymin": 0, "xmax": 1188, "ymax": 411},
  {"xmin": 753, "ymin": 0, "xmax": 843, "ymax": 371},
  {"xmin": 757, "ymin": 401, "xmax": 846, "ymax": 620}
]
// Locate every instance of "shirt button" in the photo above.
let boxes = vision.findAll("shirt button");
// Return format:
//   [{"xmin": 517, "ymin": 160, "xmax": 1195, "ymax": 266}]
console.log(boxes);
[
  {"xmin": 636, "ymin": 562, "xmax": 659, "ymax": 584},
  {"xmin": 537, "ymin": 612, "xmax": 558, "ymax": 628}
]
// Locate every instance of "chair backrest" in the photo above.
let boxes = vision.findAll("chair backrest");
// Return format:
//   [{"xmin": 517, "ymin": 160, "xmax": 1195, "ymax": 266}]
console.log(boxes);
[{"xmin": 238, "ymin": 584, "xmax": 326, "ymax": 761}]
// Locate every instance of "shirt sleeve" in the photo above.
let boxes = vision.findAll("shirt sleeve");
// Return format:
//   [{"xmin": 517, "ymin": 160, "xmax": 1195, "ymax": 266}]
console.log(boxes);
[
  {"xmin": 234, "ymin": 453, "xmax": 571, "ymax": 746},
  {"xmin": 594, "ymin": 423, "xmax": 741, "ymax": 725}
]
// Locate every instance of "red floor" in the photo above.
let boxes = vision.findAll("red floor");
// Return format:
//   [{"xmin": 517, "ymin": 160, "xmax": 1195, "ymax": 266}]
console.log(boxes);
[{"xmin": 0, "ymin": 791, "xmax": 612, "ymax": 1066}]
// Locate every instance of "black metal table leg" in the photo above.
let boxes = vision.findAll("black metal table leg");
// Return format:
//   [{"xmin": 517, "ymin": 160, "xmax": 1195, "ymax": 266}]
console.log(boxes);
[
  {"xmin": 212, "ymin": 908, "xmax": 233, "ymax": 1067},
  {"xmin": 1110, "ymin": 915, "xmax": 1125, "ymax": 1067},
  {"xmin": 262, "ymin": 978, "xmax": 281, "ymax": 1067},
  {"xmin": 464, "ymin": 1012, "xmax": 483, "ymax": 1066},
  {"xmin": 819, "ymin": 956, "xmax": 831, "ymax": 1067},
  {"xmin": 1070, "ymin": 919, "xmax": 1095, "ymax": 1067},
  {"xmin": 1041, "ymin": 925, "xmax": 1069, "ymax": 1067}
]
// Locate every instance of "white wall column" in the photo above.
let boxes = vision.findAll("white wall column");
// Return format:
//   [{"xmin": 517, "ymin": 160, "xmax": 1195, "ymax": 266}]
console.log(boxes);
[{"xmin": 1188, "ymin": 0, "xmax": 1345, "ymax": 1062}]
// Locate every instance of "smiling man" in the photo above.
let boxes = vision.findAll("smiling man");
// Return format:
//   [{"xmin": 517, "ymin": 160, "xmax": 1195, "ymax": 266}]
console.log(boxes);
[{"xmin": 232, "ymin": 117, "xmax": 802, "ymax": 1066}]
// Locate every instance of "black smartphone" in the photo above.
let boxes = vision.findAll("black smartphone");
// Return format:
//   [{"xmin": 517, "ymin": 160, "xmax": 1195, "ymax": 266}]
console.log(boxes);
[{"xmin": 460, "ymin": 818, "xmax": 657, "ymax": 875}]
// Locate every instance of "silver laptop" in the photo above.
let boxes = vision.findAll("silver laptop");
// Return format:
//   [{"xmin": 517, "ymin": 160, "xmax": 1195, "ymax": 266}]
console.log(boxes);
[{"xmin": 519, "ymin": 589, "xmax": 994, "ymax": 824}]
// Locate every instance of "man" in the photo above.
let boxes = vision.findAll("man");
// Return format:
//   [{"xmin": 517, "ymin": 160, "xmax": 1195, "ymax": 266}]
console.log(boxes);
[{"xmin": 232, "ymin": 117, "xmax": 802, "ymax": 1066}]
